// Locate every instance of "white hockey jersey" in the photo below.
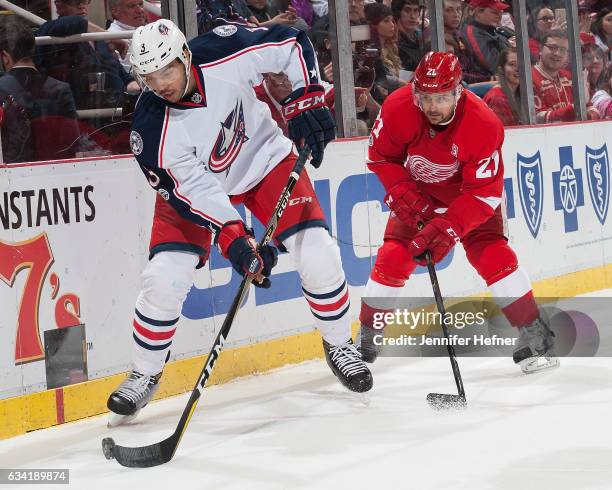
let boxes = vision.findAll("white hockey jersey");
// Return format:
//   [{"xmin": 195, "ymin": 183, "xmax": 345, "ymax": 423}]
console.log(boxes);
[{"xmin": 130, "ymin": 23, "xmax": 321, "ymax": 233}]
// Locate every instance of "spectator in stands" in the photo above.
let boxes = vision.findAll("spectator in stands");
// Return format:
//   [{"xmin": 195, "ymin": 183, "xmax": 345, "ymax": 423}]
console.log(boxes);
[
  {"xmin": 443, "ymin": 0, "xmax": 463, "ymax": 50},
  {"xmin": 349, "ymin": 0, "xmax": 366, "ymax": 25},
  {"xmin": 36, "ymin": 0, "xmax": 139, "ymax": 109},
  {"xmin": 582, "ymin": 43, "xmax": 606, "ymax": 101},
  {"xmin": 527, "ymin": 6, "xmax": 556, "ymax": 63},
  {"xmin": 483, "ymin": 47, "xmax": 522, "ymax": 126},
  {"xmin": 442, "ymin": 0, "xmax": 482, "ymax": 83},
  {"xmin": 591, "ymin": 7, "xmax": 612, "ymax": 62},
  {"xmin": 462, "ymin": 0, "xmax": 512, "ymax": 83},
  {"xmin": 0, "ymin": 19, "xmax": 81, "ymax": 162},
  {"xmin": 366, "ymin": 2, "xmax": 404, "ymax": 96},
  {"xmin": 107, "ymin": 0, "xmax": 148, "ymax": 73},
  {"xmin": 391, "ymin": 0, "xmax": 426, "ymax": 71},
  {"xmin": 532, "ymin": 29, "xmax": 599, "ymax": 123},
  {"xmin": 246, "ymin": 0, "xmax": 307, "ymax": 29},
  {"xmin": 591, "ymin": 63, "xmax": 612, "ymax": 118}
]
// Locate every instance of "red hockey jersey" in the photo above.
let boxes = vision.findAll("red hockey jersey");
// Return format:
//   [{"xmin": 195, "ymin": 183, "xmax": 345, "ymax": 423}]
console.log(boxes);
[
  {"xmin": 531, "ymin": 65, "xmax": 575, "ymax": 123},
  {"xmin": 367, "ymin": 83, "xmax": 505, "ymax": 237}
]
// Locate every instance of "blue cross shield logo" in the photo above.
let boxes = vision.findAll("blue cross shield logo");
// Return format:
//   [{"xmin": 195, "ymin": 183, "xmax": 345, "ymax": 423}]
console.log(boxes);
[
  {"xmin": 585, "ymin": 144, "xmax": 609, "ymax": 225},
  {"xmin": 553, "ymin": 146, "xmax": 584, "ymax": 233},
  {"xmin": 517, "ymin": 151, "xmax": 543, "ymax": 238}
]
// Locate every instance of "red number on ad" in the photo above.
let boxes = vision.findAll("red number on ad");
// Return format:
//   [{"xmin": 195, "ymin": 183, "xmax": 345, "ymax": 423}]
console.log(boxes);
[{"xmin": 0, "ymin": 234, "xmax": 54, "ymax": 364}]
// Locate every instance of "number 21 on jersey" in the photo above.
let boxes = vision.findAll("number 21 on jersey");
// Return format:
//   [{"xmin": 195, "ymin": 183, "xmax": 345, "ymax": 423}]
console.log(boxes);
[{"xmin": 476, "ymin": 151, "xmax": 500, "ymax": 179}]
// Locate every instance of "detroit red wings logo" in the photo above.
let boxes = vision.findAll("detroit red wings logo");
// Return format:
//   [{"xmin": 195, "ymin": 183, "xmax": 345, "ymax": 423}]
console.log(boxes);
[
  {"xmin": 208, "ymin": 100, "xmax": 249, "ymax": 173},
  {"xmin": 407, "ymin": 154, "xmax": 459, "ymax": 183}
]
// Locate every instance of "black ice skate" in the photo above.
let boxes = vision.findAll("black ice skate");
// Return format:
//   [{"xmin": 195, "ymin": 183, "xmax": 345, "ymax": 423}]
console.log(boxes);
[
  {"xmin": 513, "ymin": 317, "xmax": 559, "ymax": 374},
  {"xmin": 323, "ymin": 339, "xmax": 373, "ymax": 392},
  {"xmin": 107, "ymin": 370, "xmax": 162, "ymax": 427},
  {"xmin": 356, "ymin": 324, "xmax": 385, "ymax": 363}
]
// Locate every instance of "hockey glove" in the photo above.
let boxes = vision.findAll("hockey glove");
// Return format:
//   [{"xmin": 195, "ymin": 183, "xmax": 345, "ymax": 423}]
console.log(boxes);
[
  {"xmin": 385, "ymin": 181, "xmax": 435, "ymax": 229},
  {"xmin": 217, "ymin": 221, "xmax": 278, "ymax": 288},
  {"xmin": 407, "ymin": 217, "xmax": 460, "ymax": 265},
  {"xmin": 281, "ymin": 84, "xmax": 336, "ymax": 168}
]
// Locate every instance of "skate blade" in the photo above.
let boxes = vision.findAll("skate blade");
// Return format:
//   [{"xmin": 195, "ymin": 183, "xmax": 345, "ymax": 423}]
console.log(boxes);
[
  {"xmin": 107, "ymin": 411, "xmax": 140, "ymax": 428},
  {"xmin": 519, "ymin": 354, "xmax": 560, "ymax": 374}
]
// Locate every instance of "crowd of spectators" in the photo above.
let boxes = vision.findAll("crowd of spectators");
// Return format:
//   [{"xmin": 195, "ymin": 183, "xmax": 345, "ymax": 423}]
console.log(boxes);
[{"xmin": 0, "ymin": 0, "xmax": 611, "ymax": 163}]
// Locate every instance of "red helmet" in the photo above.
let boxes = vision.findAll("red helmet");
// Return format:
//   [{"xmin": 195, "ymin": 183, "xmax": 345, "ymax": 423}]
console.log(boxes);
[{"xmin": 413, "ymin": 52, "xmax": 462, "ymax": 93}]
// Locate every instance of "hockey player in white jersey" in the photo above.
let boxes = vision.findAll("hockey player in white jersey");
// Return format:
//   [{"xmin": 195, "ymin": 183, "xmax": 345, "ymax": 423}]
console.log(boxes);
[{"xmin": 107, "ymin": 19, "xmax": 373, "ymax": 425}]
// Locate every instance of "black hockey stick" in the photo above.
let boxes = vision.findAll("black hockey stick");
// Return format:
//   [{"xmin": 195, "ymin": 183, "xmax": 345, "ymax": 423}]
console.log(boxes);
[
  {"xmin": 424, "ymin": 251, "xmax": 467, "ymax": 410},
  {"xmin": 101, "ymin": 146, "xmax": 311, "ymax": 467}
]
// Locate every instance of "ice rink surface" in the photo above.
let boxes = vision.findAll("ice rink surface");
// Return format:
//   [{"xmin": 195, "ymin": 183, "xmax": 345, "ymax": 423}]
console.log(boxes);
[{"xmin": 2, "ymin": 291, "xmax": 612, "ymax": 490}]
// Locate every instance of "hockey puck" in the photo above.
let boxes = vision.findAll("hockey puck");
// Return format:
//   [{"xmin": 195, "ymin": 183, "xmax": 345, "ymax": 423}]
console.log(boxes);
[
  {"xmin": 102, "ymin": 437, "xmax": 116, "ymax": 460},
  {"xmin": 427, "ymin": 393, "xmax": 467, "ymax": 410}
]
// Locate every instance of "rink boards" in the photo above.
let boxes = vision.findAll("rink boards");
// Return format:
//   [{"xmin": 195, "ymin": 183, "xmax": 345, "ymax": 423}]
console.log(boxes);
[{"xmin": 1, "ymin": 119, "xmax": 611, "ymax": 438}]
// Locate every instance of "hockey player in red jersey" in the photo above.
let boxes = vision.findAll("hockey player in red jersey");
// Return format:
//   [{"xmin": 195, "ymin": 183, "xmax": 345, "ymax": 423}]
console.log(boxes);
[
  {"xmin": 106, "ymin": 19, "xmax": 372, "ymax": 426},
  {"xmin": 358, "ymin": 51, "xmax": 558, "ymax": 374}
]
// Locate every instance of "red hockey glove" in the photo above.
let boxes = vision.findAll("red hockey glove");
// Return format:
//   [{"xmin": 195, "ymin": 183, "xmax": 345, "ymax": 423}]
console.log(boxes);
[
  {"xmin": 407, "ymin": 217, "xmax": 460, "ymax": 265},
  {"xmin": 281, "ymin": 84, "xmax": 336, "ymax": 168},
  {"xmin": 385, "ymin": 181, "xmax": 435, "ymax": 228},
  {"xmin": 217, "ymin": 221, "xmax": 278, "ymax": 288}
]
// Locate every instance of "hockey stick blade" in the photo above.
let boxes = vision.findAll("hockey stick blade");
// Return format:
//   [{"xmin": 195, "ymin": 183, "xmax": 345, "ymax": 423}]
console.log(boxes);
[
  {"xmin": 102, "ymin": 435, "xmax": 179, "ymax": 468},
  {"xmin": 426, "ymin": 393, "xmax": 467, "ymax": 410}
]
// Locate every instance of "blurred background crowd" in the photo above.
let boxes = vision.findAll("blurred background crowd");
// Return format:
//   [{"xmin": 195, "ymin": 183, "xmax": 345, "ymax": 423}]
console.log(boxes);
[{"xmin": 0, "ymin": 0, "xmax": 611, "ymax": 163}]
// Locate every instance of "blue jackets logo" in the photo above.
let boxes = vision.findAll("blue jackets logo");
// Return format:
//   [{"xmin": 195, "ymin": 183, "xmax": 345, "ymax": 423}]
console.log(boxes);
[
  {"xmin": 208, "ymin": 100, "xmax": 249, "ymax": 173},
  {"xmin": 585, "ymin": 144, "xmax": 609, "ymax": 225},
  {"xmin": 553, "ymin": 146, "xmax": 584, "ymax": 232},
  {"xmin": 517, "ymin": 151, "xmax": 543, "ymax": 238}
]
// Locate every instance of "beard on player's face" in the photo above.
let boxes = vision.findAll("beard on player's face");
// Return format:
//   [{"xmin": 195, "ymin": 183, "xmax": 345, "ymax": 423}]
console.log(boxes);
[{"xmin": 143, "ymin": 59, "xmax": 188, "ymax": 103}]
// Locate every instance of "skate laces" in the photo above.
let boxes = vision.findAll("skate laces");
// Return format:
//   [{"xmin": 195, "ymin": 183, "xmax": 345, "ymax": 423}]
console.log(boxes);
[
  {"xmin": 328, "ymin": 342, "xmax": 368, "ymax": 377},
  {"xmin": 115, "ymin": 372, "xmax": 156, "ymax": 404}
]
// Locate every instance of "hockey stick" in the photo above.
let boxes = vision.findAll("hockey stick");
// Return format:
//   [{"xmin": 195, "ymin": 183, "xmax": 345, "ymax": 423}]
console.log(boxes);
[
  {"xmin": 424, "ymin": 251, "xmax": 467, "ymax": 410},
  {"xmin": 101, "ymin": 146, "xmax": 311, "ymax": 467}
]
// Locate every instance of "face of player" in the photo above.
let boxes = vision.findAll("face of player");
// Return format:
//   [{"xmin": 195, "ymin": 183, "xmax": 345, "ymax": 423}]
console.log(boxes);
[
  {"xmin": 143, "ymin": 59, "xmax": 188, "ymax": 103},
  {"xmin": 503, "ymin": 51, "xmax": 519, "ymax": 87},
  {"xmin": 399, "ymin": 4, "xmax": 421, "ymax": 33},
  {"xmin": 415, "ymin": 89, "xmax": 457, "ymax": 125},
  {"xmin": 349, "ymin": 0, "xmax": 365, "ymax": 23},
  {"xmin": 377, "ymin": 16, "xmax": 397, "ymax": 40},
  {"xmin": 475, "ymin": 7, "xmax": 502, "ymax": 27},
  {"xmin": 55, "ymin": 0, "xmax": 90, "ymax": 17},
  {"xmin": 535, "ymin": 8, "xmax": 555, "ymax": 36},
  {"xmin": 112, "ymin": 0, "xmax": 146, "ymax": 28},
  {"xmin": 443, "ymin": 0, "xmax": 462, "ymax": 31},
  {"xmin": 540, "ymin": 36, "xmax": 569, "ymax": 73}
]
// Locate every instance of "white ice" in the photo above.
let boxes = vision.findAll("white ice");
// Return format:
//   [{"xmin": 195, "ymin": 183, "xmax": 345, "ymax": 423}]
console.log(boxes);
[{"xmin": 2, "ymin": 290, "xmax": 612, "ymax": 490}]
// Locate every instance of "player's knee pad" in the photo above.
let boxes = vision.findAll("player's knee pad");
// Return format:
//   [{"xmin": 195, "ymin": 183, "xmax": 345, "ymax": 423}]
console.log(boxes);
[
  {"xmin": 137, "ymin": 251, "xmax": 199, "ymax": 317},
  {"xmin": 370, "ymin": 239, "xmax": 415, "ymax": 287},
  {"xmin": 283, "ymin": 227, "xmax": 345, "ymax": 290},
  {"xmin": 464, "ymin": 237, "xmax": 518, "ymax": 286}
]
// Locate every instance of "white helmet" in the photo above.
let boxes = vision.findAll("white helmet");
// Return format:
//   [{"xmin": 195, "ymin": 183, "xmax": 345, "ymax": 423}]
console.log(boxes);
[{"xmin": 130, "ymin": 19, "xmax": 192, "ymax": 96}]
